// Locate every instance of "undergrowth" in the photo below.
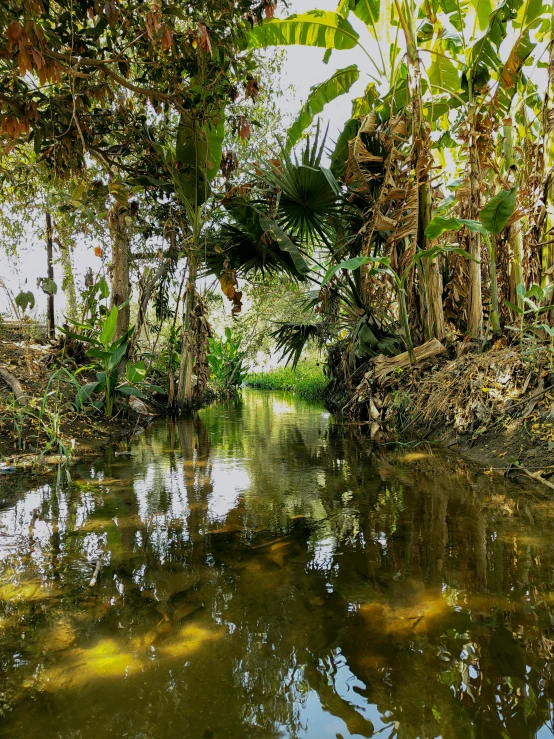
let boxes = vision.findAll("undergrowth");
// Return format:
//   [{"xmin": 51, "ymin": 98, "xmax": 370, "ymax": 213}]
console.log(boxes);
[{"xmin": 246, "ymin": 363, "xmax": 327, "ymax": 400}]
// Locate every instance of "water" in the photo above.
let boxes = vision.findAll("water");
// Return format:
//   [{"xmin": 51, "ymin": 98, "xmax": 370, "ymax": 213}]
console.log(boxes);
[{"xmin": 1, "ymin": 389, "xmax": 554, "ymax": 738}]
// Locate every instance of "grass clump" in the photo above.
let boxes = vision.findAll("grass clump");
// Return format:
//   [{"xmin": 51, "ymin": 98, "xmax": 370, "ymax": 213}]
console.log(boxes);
[{"xmin": 246, "ymin": 363, "xmax": 327, "ymax": 401}]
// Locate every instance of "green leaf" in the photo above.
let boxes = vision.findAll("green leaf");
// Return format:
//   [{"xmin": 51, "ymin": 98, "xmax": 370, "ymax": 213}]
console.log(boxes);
[
  {"xmin": 247, "ymin": 11, "xmax": 359, "ymax": 51},
  {"xmin": 87, "ymin": 348, "xmax": 112, "ymax": 361},
  {"xmin": 175, "ymin": 112, "xmax": 224, "ymax": 206},
  {"xmin": 75, "ymin": 382, "xmax": 100, "ymax": 411},
  {"xmin": 61, "ymin": 328, "xmax": 101, "ymax": 346},
  {"xmin": 126, "ymin": 360, "xmax": 147, "ymax": 385},
  {"xmin": 287, "ymin": 65, "xmax": 360, "ymax": 150},
  {"xmin": 425, "ymin": 216, "xmax": 487, "ymax": 239},
  {"xmin": 117, "ymin": 384, "xmax": 145, "ymax": 397},
  {"xmin": 428, "ymin": 52, "xmax": 460, "ymax": 93},
  {"xmin": 504, "ymin": 299, "xmax": 524, "ymax": 315},
  {"xmin": 322, "ymin": 255, "xmax": 373, "ymax": 286},
  {"xmin": 337, "ymin": 0, "xmax": 380, "ymax": 26},
  {"xmin": 108, "ymin": 340, "xmax": 128, "ymax": 371},
  {"xmin": 470, "ymin": 0, "xmax": 494, "ymax": 31},
  {"xmin": 41, "ymin": 279, "xmax": 57, "ymax": 295},
  {"xmin": 99, "ymin": 305, "xmax": 118, "ymax": 348},
  {"xmin": 259, "ymin": 216, "xmax": 310, "ymax": 275},
  {"xmin": 479, "ymin": 188, "xmax": 517, "ymax": 234},
  {"xmin": 96, "ymin": 276, "xmax": 110, "ymax": 299},
  {"xmin": 15, "ymin": 290, "xmax": 35, "ymax": 312}
]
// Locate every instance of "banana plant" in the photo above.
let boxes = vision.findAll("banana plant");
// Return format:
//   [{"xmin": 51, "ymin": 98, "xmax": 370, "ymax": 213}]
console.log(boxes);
[
  {"xmin": 426, "ymin": 188, "xmax": 517, "ymax": 335},
  {"xmin": 322, "ymin": 245, "xmax": 476, "ymax": 361},
  {"xmin": 62, "ymin": 304, "xmax": 146, "ymax": 417}
]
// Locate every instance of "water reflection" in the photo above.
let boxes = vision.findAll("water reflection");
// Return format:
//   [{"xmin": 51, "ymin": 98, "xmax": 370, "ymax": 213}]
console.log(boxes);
[{"xmin": 1, "ymin": 390, "xmax": 554, "ymax": 737}]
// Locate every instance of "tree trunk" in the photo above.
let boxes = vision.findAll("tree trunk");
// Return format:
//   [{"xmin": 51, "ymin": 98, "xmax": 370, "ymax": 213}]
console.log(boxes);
[
  {"xmin": 176, "ymin": 258, "xmax": 197, "ymax": 410},
  {"xmin": 45, "ymin": 211, "xmax": 55, "ymax": 340},
  {"xmin": 467, "ymin": 103, "xmax": 483, "ymax": 337},
  {"xmin": 398, "ymin": 0, "xmax": 445, "ymax": 341},
  {"xmin": 59, "ymin": 241, "xmax": 78, "ymax": 321},
  {"xmin": 127, "ymin": 258, "xmax": 171, "ymax": 362},
  {"xmin": 543, "ymin": 14, "xmax": 554, "ymax": 287},
  {"xmin": 108, "ymin": 203, "xmax": 131, "ymax": 340}
]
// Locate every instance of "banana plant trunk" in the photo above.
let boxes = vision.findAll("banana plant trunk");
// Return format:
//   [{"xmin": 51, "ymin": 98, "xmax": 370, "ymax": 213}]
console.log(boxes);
[
  {"xmin": 542, "ymin": 12, "xmax": 554, "ymax": 287},
  {"xmin": 108, "ymin": 203, "xmax": 131, "ymax": 341},
  {"xmin": 467, "ymin": 101, "xmax": 483, "ymax": 337},
  {"xmin": 397, "ymin": 0, "xmax": 445, "ymax": 341},
  {"xmin": 45, "ymin": 211, "xmax": 55, "ymax": 340}
]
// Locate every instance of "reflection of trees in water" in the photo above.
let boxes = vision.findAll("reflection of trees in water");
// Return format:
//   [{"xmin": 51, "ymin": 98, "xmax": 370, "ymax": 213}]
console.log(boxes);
[{"xmin": 3, "ymin": 400, "xmax": 554, "ymax": 736}]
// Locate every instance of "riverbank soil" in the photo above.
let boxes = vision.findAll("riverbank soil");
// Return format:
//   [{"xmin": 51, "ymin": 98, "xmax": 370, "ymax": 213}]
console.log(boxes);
[
  {"xmin": 0, "ymin": 324, "xmax": 141, "ymax": 470},
  {"xmin": 343, "ymin": 339, "xmax": 554, "ymax": 489}
]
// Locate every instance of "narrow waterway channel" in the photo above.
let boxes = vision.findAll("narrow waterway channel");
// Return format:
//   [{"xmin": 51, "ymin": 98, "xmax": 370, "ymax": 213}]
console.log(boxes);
[{"xmin": 1, "ymin": 389, "xmax": 554, "ymax": 738}]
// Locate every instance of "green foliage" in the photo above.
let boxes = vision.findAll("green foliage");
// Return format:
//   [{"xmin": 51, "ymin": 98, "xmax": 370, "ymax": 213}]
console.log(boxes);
[
  {"xmin": 208, "ymin": 328, "xmax": 248, "ymax": 391},
  {"xmin": 62, "ymin": 305, "xmax": 145, "ymax": 417},
  {"xmin": 247, "ymin": 11, "xmax": 359, "ymax": 51},
  {"xmin": 479, "ymin": 188, "xmax": 517, "ymax": 234},
  {"xmin": 246, "ymin": 362, "xmax": 327, "ymax": 400},
  {"xmin": 286, "ymin": 65, "xmax": 360, "ymax": 150},
  {"xmin": 15, "ymin": 291, "xmax": 35, "ymax": 313}
]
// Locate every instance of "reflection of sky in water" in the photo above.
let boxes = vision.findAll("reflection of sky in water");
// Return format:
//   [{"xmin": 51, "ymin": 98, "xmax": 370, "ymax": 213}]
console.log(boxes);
[
  {"xmin": 132, "ymin": 458, "xmax": 249, "ymax": 524},
  {"xmin": 295, "ymin": 651, "xmax": 388, "ymax": 738},
  {"xmin": 210, "ymin": 461, "xmax": 250, "ymax": 521}
]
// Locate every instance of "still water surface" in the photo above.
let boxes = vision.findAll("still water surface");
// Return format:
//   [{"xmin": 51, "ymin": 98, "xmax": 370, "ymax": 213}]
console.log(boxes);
[{"xmin": 1, "ymin": 390, "xmax": 554, "ymax": 738}]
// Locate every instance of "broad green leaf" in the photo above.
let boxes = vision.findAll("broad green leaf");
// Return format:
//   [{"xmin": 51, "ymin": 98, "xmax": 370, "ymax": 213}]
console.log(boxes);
[
  {"xmin": 15, "ymin": 290, "xmax": 35, "ymax": 312},
  {"xmin": 467, "ymin": 0, "xmax": 525, "ymax": 81},
  {"xmin": 97, "ymin": 276, "xmax": 110, "ymax": 299},
  {"xmin": 322, "ymin": 255, "xmax": 372, "ymax": 286},
  {"xmin": 41, "ymin": 278, "xmax": 57, "ymax": 295},
  {"xmin": 479, "ymin": 188, "xmax": 517, "ymax": 234},
  {"xmin": 117, "ymin": 384, "xmax": 146, "ymax": 397},
  {"xmin": 175, "ymin": 113, "xmax": 224, "ymax": 206},
  {"xmin": 87, "ymin": 348, "xmax": 112, "ymax": 361},
  {"xmin": 425, "ymin": 216, "xmax": 488, "ymax": 239},
  {"xmin": 61, "ymin": 328, "xmax": 101, "ymax": 346},
  {"xmin": 100, "ymin": 305, "xmax": 118, "ymax": 348},
  {"xmin": 337, "ymin": 0, "xmax": 380, "ymax": 26},
  {"xmin": 470, "ymin": 0, "xmax": 494, "ymax": 31},
  {"xmin": 259, "ymin": 216, "xmax": 310, "ymax": 275},
  {"xmin": 74, "ymin": 382, "xmax": 100, "ymax": 411},
  {"xmin": 247, "ymin": 11, "xmax": 359, "ymax": 51},
  {"xmin": 126, "ymin": 360, "xmax": 147, "ymax": 385},
  {"xmin": 504, "ymin": 299, "xmax": 524, "ymax": 315},
  {"xmin": 287, "ymin": 65, "xmax": 360, "ymax": 150},
  {"xmin": 108, "ymin": 340, "xmax": 128, "ymax": 371},
  {"xmin": 428, "ymin": 52, "xmax": 460, "ymax": 93}
]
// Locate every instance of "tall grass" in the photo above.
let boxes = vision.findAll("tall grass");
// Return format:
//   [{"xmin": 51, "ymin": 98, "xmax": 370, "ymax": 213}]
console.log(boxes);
[{"xmin": 246, "ymin": 363, "xmax": 327, "ymax": 401}]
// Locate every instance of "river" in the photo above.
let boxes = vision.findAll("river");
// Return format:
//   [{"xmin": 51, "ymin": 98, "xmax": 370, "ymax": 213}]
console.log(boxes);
[{"xmin": 1, "ymin": 389, "xmax": 553, "ymax": 738}]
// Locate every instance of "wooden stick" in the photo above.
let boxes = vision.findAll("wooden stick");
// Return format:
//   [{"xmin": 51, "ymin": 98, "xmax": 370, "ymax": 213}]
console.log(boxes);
[
  {"xmin": 89, "ymin": 559, "xmax": 101, "ymax": 587},
  {"xmin": 518, "ymin": 466, "xmax": 554, "ymax": 491},
  {"xmin": 0, "ymin": 368, "xmax": 27, "ymax": 404}
]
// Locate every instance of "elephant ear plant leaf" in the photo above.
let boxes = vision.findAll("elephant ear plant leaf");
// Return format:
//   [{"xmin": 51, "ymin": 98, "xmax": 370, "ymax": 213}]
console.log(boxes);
[
  {"xmin": 425, "ymin": 191, "xmax": 517, "ymax": 336},
  {"xmin": 62, "ymin": 304, "xmax": 146, "ymax": 417}
]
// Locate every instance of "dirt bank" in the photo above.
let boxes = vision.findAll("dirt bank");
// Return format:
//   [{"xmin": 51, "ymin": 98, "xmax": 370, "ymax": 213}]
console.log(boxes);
[
  {"xmin": 0, "ymin": 324, "xmax": 148, "ymax": 474},
  {"xmin": 330, "ymin": 339, "xmax": 554, "ymax": 491}
]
